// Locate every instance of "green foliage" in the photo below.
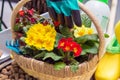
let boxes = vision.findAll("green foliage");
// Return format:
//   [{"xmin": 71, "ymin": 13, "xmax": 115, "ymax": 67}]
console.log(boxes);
[
  {"xmin": 59, "ymin": 25, "xmax": 73, "ymax": 37},
  {"xmin": 14, "ymin": 24, "xmax": 22, "ymax": 32},
  {"xmin": 70, "ymin": 60, "xmax": 79, "ymax": 72},
  {"xmin": 54, "ymin": 33, "xmax": 65, "ymax": 47},
  {"xmin": 43, "ymin": 52, "xmax": 62, "ymax": 61},
  {"xmin": 54, "ymin": 62, "xmax": 66, "ymax": 70},
  {"xmin": 34, "ymin": 51, "xmax": 46, "ymax": 59},
  {"xmin": 20, "ymin": 37, "xmax": 25, "ymax": 42},
  {"xmin": 75, "ymin": 34, "xmax": 99, "ymax": 55},
  {"xmin": 81, "ymin": 50, "xmax": 87, "ymax": 55},
  {"xmin": 81, "ymin": 42, "xmax": 99, "ymax": 54},
  {"xmin": 23, "ymin": 25, "xmax": 31, "ymax": 33},
  {"xmin": 74, "ymin": 34, "xmax": 98, "ymax": 44},
  {"xmin": 81, "ymin": 14, "xmax": 91, "ymax": 28}
]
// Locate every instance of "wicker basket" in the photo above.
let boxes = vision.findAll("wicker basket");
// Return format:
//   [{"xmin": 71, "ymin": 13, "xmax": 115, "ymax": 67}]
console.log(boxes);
[{"xmin": 10, "ymin": 0, "xmax": 105, "ymax": 80}]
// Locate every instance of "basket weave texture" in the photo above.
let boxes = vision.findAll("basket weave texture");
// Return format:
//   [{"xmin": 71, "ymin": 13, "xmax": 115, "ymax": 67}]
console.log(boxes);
[{"xmin": 11, "ymin": 0, "xmax": 105, "ymax": 80}]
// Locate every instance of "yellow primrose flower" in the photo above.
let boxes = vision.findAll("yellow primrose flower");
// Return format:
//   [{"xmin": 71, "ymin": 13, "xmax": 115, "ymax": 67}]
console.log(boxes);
[
  {"xmin": 34, "ymin": 38, "xmax": 44, "ymax": 49},
  {"xmin": 74, "ymin": 25, "xmax": 94, "ymax": 38},
  {"xmin": 25, "ymin": 23, "xmax": 56, "ymax": 51},
  {"xmin": 87, "ymin": 28, "xmax": 94, "ymax": 35},
  {"xmin": 43, "ymin": 39, "xmax": 55, "ymax": 51}
]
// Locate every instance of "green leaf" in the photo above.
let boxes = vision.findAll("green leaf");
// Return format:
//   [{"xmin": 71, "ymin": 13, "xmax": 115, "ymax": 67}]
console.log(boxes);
[
  {"xmin": 74, "ymin": 34, "xmax": 98, "ymax": 44},
  {"xmin": 54, "ymin": 62, "xmax": 66, "ymax": 70},
  {"xmin": 104, "ymin": 33, "xmax": 109, "ymax": 38},
  {"xmin": 59, "ymin": 25, "xmax": 73, "ymax": 37},
  {"xmin": 43, "ymin": 52, "xmax": 62, "ymax": 61},
  {"xmin": 33, "ymin": 51, "xmax": 46, "ymax": 59},
  {"xmin": 14, "ymin": 25, "xmax": 19, "ymax": 31},
  {"xmin": 23, "ymin": 25, "xmax": 31, "ymax": 33},
  {"xmin": 20, "ymin": 46, "xmax": 26, "ymax": 55},
  {"xmin": 20, "ymin": 37, "xmax": 25, "ymax": 42},
  {"xmin": 82, "ymin": 43, "xmax": 98, "ymax": 54},
  {"xmin": 14, "ymin": 24, "xmax": 22, "ymax": 32},
  {"xmin": 81, "ymin": 14, "xmax": 91, "ymax": 27},
  {"xmin": 54, "ymin": 33, "xmax": 64, "ymax": 47},
  {"xmin": 70, "ymin": 60, "xmax": 79, "ymax": 72},
  {"xmin": 20, "ymin": 46, "xmax": 34, "ymax": 55},
  {"xmin": 80, "ymin": 50, "xmax": 87, "ymax": 55}
]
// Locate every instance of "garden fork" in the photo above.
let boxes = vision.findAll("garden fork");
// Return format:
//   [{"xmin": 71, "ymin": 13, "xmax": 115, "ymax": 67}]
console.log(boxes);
[{"xmin": 6, "ymin": 40, "xmax": 22, "ymax": 54}]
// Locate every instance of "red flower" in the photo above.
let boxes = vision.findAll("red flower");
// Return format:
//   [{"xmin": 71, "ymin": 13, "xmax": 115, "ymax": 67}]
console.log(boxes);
[
  {"xmin": 72, "ymin": 44, "xmax": 82, "ymax": 57},
  {"xmin": 58, "ymin": 38, "xmax": 66, "ymax": 49},
  {"xmin": 58, "ymin": 38, "xmax": 73, "ymax": 49},
  {"xmin": 30, "ymin": 18, "xmax": 36, "ymax": 23},
  {"xmin": 19, "ymin": 10, "xmax": 24, "ymax": 16},
  {"xmin": 15, "ymin": 18, "xmax": 20, "ymax": 23},
  {"xmin": 53, "ymin": 21, "xmax": 60, "ymax": 27},
  {"xmin": 26, "ymin": 16, "xmax": 36, "ymax": 24},
  {"xmin": 63, "ymin": 41, "xmax": 73, "ymax": 52},
  {"xmin": 58, "ymin": 37, "xmax": 82, "ymax": 57},
  {"xmin": 28, "ymin": 8, "xmax": 34, "ymax": 15}
]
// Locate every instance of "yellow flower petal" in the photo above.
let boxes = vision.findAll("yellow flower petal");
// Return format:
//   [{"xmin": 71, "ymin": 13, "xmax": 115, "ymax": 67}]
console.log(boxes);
[
  {"xmin": 25, "ymin": 23, "xmax": 56, "ymax": 51},
  {"xmin": 74, "ymin": 25, "xmax": 94, "ymax": 37}
]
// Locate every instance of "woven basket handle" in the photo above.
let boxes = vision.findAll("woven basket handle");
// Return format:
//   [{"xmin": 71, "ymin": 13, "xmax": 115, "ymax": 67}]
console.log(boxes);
[{"xmin": 11, "ymin": 0, "xmax": 105, "ymax": 59}]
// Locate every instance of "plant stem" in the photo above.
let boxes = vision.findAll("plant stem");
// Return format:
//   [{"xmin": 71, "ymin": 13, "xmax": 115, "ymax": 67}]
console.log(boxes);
[
  {"xmin": 59, "ymin": 49, "xmax": 65, "ymax": 57},
  {"xmin": 64, "ymin": 52, "xmax": 71, "ymax": 65}
]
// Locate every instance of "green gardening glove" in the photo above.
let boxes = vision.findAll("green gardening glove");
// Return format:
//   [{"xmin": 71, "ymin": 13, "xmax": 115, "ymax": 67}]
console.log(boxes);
[{"xmin": 46, "ymin": 0, "xmax": 82, "ymax": 28}]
